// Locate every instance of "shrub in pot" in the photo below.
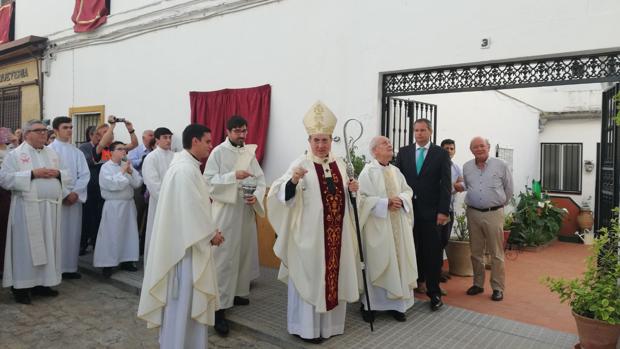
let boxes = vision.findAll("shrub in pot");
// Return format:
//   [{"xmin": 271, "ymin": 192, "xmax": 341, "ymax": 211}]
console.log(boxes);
[
  {"xmin": 543, "ymin": 209, "xmax": 620, "ymax": 349},
  {"xmin": 445, "ymin": 213, "xmax": 473, "ymax": 276}
]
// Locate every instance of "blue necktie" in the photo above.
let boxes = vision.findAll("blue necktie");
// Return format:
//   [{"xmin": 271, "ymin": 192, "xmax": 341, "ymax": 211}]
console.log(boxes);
[{"xmin": 416, "ymin": 147, "xmax": 426, "ymax": 174}]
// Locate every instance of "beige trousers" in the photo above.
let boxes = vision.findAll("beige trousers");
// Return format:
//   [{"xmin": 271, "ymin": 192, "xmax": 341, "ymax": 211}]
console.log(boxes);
[{"xmin": 466, "ymin": 208, "xmax": 505, "ymax": 291}]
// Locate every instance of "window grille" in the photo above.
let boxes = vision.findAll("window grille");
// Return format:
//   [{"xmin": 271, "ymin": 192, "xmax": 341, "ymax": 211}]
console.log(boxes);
[
  {"xmin": 0, "ymin": 87, "xmax": 21, "ymax": 131},
  {"xmin": 496, "ymin": 146, "xmax": 514, "ymax": 173},
  {"xmin": 541, "ymin": 143, "xmax": 582, "ymax": 193},
  {"xmin": 72, "ymin": 112, "xmax": 101, "ymax": 146}
]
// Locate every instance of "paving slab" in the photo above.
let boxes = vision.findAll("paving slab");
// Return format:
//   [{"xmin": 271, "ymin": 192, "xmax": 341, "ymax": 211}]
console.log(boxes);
[{"xmin": 78, "ymin": 255, "xmax": 579, "ymax": 348}]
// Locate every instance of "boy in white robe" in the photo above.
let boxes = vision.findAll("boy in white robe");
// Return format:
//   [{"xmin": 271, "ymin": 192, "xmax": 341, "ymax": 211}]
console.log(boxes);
[
  {"xmin": 94, "ymin": 141, "xmax": 143, "ymax": 278},
  {"xmin": 203, "ymin": 115, "xmax": 266, "ymax": 336},
  {"xmin": 1, "ymin": 120, "xmax": 71, "ymax": 304},
  {"xmin": 142, "ymin": 127, "xmax": 174, "ymax": 265},
  {"xmin": 358, "ymin": 136, "xmax": 418, "ymax": 322},
  {"xmin": 49, "ymin": 117, "xmax": 90, "ymax": 280},
  {"xmin": 138, "ymin": 124, "xmax": 223, "ymax": 349},
  {"xmin": 268, "ymin": 101, "xmax": 360, "ymax": 344}
]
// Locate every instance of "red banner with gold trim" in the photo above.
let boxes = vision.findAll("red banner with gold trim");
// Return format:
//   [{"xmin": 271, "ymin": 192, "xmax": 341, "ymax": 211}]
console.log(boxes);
[
  {"xmin": 72, "ymin": 0, "xmax": 108, "ymax": 33},
  {"xmin": 0, "ymin": 2, "xmax": 14, "ymax": 44}
]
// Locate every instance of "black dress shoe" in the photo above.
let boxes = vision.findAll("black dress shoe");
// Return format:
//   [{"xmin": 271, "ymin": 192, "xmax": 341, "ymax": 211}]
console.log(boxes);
[
  {"xmin": 430, "ymin": 295, "xmax": 443, "ymax": 311},
  {"xmin": 119, "ymin": 262, "xmax": 138, "ymax": 272},
  {"xmin": 390, "ymin": 310, "xmax": 406, "ymax": 322},
  {"xmin": 233, "ymin": 296, "xmax": 250, "ymax": 306},
  {"xmin": 12, "ymin": 287, "xmax": 31, "ymax": 304},
  {"xmin": 62, "ymin": 272, "xmax": 82, "ymax": 280},
  {"xmin": 102, "ymin": 267, "xmax": 113, "ymax": 279},
  {"xmin": 466, "ymin": 285, "xmax": 484, "ymax": 295},
  {"xmin": 214, "ymin": 309, "xmax": 229, "ymax": 336},
  {"xmin": 31, "ymin": 286, "xmax": 59, "ymax": 297},
  {"xmin": 491, "ymin": 290, "xmax": 504, "ymax": 301},
  {"xmin": 360, "ymin": 305, "xmax": 375, "ymax": 323},
  {"xmin": 296, "ymin": 335, "xmax": 324, "ymax": 344}
]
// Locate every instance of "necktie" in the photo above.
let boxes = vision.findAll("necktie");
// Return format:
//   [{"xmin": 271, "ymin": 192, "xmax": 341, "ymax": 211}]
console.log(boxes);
[{"xmin": 416, "ymin": 147, "xmax": 426, "ymax": 174}]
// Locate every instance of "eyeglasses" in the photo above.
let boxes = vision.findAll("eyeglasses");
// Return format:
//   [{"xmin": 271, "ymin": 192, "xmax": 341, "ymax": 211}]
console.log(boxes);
[
  {"xmin": 114, "ymin": 148, "xmax": 127, "ymax": 152},
  {"xmin": 29, "ymin": 128, "xmax": 48, "ymax": 134}
]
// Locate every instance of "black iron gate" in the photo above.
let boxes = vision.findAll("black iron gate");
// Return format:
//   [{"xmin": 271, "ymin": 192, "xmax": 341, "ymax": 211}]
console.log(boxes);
[
  {"xmin": 383, "ymin": 97, "xmax": 437, "ymax": 153},
  {"xmin": 595, "ymin": 83, "xmax": 620, "ymax": 231}
]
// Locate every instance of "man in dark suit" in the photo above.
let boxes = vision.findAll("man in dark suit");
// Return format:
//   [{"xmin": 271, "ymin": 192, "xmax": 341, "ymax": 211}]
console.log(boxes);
[{"xmin": 395, "ymin": 118, "xmax": 451, "ymax": 311}]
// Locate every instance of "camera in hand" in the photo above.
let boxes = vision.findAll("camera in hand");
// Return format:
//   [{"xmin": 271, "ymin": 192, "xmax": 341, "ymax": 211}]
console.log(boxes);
[{"xmin": 107, "ymin": 115, "xmax": 126, "ymax": 123}]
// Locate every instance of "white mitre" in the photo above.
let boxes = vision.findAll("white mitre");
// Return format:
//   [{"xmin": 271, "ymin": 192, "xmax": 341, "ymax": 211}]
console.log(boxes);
[{"xmin": 303, "ymin": 100, "xmax": 337, "ymax": 135}]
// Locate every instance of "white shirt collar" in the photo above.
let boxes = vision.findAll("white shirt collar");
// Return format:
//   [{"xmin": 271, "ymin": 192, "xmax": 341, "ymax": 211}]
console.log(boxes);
[{"xmin": 416, "ymin": 142, "xmax": 431, "ymax": 151}]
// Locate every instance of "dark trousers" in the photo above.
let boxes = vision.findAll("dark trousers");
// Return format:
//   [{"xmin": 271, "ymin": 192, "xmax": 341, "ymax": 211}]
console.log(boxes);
[
  {"xmin": 440, "ymin": 211, "xmax": 455, "ymax": 250},
  {"xmin": 413, "ymin": 219, "xmax": 444, "ymax": 298},
  {"xmin": 81, "ymin": 181, "xmax": 103, "ymax": 250}
]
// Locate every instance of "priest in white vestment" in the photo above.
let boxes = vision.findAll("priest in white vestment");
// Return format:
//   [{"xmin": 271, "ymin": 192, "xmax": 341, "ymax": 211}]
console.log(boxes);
[
  {"xmin": 268, "ymin": 101, "xmax": 361, "ymax": 344},
  {"xmin": 49, "ymin": 117, "xmax": 90, "ymax": 280},
  {"xmin": 358, "ymin": 136, "xmax": 418, "ymax": 322},
  {"xmin": 203, "ymin": 115, "xmax": 266, "ymax": 336},
  {"xmin": 94, "ymin": 141, "xmax": 143, "ymax": 277},
  {"xmin": 1, "ymin": 120, "xmax": 71, "ymax": 304},
  {"xmin": 138, "ymin": 124, "xmax": 222, "ymax": 349},
  {"xmin": 142, "ymin": 127, "xmax": 174, "ymax": 265}
]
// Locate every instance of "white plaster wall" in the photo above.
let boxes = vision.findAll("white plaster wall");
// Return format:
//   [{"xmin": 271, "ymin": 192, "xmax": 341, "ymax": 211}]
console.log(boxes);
[
  {"xmin": 538, "ymin": 118, "xmax": 601, "ymax": 211},
  {"xmin": 12, "ymin": 0, "xmax": 620, "ymax": 182},
  {"xmin": 500, "ymin": 84, "xmax": 606, "ymax": 112},
  {"xmin": 406, "ymin": 91, "xmax": 541, "ymax": 212}
]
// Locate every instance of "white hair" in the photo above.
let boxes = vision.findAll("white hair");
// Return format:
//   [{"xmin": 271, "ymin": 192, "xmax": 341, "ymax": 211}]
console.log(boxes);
[{"xmin": 22, "ymin": 119, "xmax": 44, "ymax": 133}]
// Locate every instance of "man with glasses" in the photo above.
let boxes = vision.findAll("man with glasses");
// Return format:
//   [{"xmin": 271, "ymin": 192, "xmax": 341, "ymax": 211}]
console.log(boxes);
[
  {"xmin": 204, "ymin": 115, "xmax": 266, "ymax": 336},
  {"xmin": 93, "ymin": 141, "xmax": 143, "ymax": 278},
  {"xmin": 49, "ymin": 117, "xmax": 90, "ymax": 280},
  {"xmin": 0, "ymin": 120, "xmax": 70, "ymax": 304}
]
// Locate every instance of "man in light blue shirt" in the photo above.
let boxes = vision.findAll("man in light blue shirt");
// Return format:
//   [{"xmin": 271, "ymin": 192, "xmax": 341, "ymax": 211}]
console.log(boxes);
[
  {"xmin": 440, "ymin": 139, "xmax": 465, "ymax": 285},
  {"xmin": 127, "ymin": 129, "xmax": 154, "ymax": 171}
]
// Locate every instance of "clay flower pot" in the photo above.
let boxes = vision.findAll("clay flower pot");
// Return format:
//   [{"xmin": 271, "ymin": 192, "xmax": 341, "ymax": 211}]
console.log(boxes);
[
  {"xmin": 572, "ymin": 311, "xmax": 620, "ymax": 349},
  {"xmin": 445, "ymin": 240, "xmax": 473, "ymax": 276}
]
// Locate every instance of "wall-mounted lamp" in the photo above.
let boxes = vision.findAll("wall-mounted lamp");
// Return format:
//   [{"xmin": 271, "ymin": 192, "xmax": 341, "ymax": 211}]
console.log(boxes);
[{"xmin": 584, "ymin": 160, "xmax": 594, "ymax": 173}]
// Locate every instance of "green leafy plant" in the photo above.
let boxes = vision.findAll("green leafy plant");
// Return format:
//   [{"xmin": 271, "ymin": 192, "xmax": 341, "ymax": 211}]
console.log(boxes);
[
  {"xmin": 504, "ymin": 212, "xmax": 514, "ymax": 231},
  {"xmin": 543, "ymin": 209, "xmax": 620, "ymax": 324},
  {"xmin": 451, "ymin": 213, "xmax": 469, "ymax": 241},
  {"xmin": 613, "ymin": 91, "xmax": 620, "ymax": 126},
  {"xmin": 508, "ymin": 187, "xmax": 567, "ymax": 247},
  {"xmin": 348, "ymin": 148, "xmax": 368, "ymax": 178}
]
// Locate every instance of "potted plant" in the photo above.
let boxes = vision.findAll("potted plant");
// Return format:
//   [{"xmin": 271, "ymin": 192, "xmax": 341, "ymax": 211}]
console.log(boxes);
[
  {"xmin": 508, "ymin": 187, "xmax": 566, "ymax": 248},
  {"xmin": 577, "ymin": 195, "xmax": 594, "ymax": 232},
  {"xmin": 445, "ymin": 212, "xmax": 473, "ymax": 276},
  {"xmin": 543, "ymin": 210, "xmax": 620, "ymax": 349}
]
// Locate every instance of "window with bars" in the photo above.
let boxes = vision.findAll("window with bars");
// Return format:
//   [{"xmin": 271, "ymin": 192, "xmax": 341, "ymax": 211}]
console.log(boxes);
[
  {"xmin": 0, "ymin": 87, "xmax": 20, "ymax": 131},
  {"xmin": 72, "ymin": 112, "xmax": 101, "ymax": 147},
  {"xmin": 541, "ymin": 143, "xmax": 582, "ymax": 194},
  {"xmin": 496, "ymin": 146, "xmax": 514, "ymax": 173}
]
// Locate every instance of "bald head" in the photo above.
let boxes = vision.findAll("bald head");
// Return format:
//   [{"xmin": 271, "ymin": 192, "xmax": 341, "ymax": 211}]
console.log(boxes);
[
  {"xmin": 470, "ymin": 136, "xmax": 490, "ymax": 162},
  {"xmin": 370, "ymin": 136, "xmax": 393, "ymax": 164}
]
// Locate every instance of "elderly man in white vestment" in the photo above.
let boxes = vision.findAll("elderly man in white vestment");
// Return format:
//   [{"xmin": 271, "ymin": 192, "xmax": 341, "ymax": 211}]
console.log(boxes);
[
  {"xmin": 94, "ymin": 141, "xmax": 143, "ymax": 278},
  {"xmin": 0, "ymin": 120, "xmax": 70, "ymax": 304},
  {"xmin": 142, "ymin": 127, "xmax": 174, "ymax": 265},
  {"xmin": 49, "ymin": 117, "xmax": 90, "ymax": 280},
  {"xmin": 358, "ymin": 136, "xmax": 418, "ymax": 323},
  {"xmin": 138, "ymin": 124, "xmax": 223, "ymax": 349},
  {"xmin": 203, "ymin": 115, "xmax": 266, "ymax": 336},
  {"xmin": 268, "ymin": 101, "xmax": 360, "ymax": 344}
]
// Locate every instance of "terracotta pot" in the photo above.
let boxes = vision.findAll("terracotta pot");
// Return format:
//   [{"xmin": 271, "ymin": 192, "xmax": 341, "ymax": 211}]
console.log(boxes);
[
  {"xmin": 572, "ymin": 311, "xmax": 620, "ymax": 349},
  {"xmin": 446, "ymin": 240, "xmax": 473, "ymax": 276},
  {"xmin": 577, "ymin": 210, "xmax": 594, "ymax": 231}
]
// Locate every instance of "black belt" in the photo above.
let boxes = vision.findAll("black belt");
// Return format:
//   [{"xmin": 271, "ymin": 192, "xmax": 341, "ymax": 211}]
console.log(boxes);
[{"xmin": 468, "ymin": 205, "xmax": 503, "ymax": 212}]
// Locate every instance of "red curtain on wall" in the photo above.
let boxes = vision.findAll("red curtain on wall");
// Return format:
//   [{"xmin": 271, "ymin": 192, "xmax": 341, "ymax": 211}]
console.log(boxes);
[
  {"xmin": 0, "ymin": 2, "xmax": 14, "ymax": 44},
  {"xmin": 72, "ymin": 0, "xmax": 109, "ymax": 33},
  {"xmin": 190, "ymin": 84, "xmax": 271, "ymax": 163}
]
